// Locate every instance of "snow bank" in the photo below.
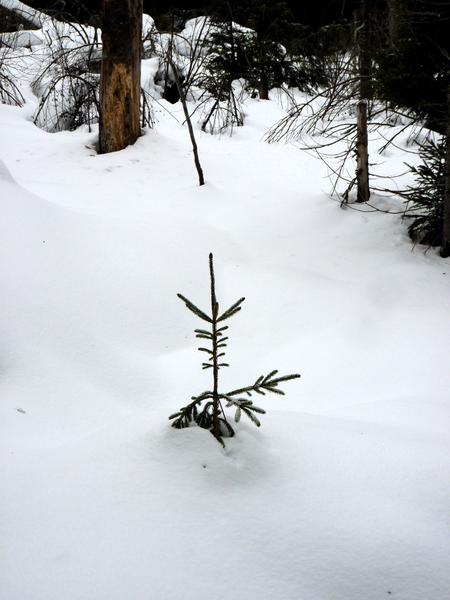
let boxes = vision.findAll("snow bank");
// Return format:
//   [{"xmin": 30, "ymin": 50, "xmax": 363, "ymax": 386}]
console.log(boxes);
[
  {"xmin": 0, "ymin": 29, "xmax": 42, "ymax": 47},
  {"xmin": 142, "ymin": 13, "xmax": 155, "ymax": 39},
  {"xmin": 1, "ymin": 38, "xmax": 450, "ymax": 600},
  {"xmin": 0, "ymin": 157, "xmax": 14, "ymax": 181}
]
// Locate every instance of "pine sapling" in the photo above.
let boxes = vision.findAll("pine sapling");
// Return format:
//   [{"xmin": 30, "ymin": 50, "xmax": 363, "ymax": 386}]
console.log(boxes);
[{"xmin": 169, "ymin": 254, "xmax": 300, "ymax": 445}]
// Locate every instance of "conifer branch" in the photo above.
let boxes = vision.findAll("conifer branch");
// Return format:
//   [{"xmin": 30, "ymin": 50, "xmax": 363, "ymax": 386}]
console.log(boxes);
[
  {"xmin": 177, "ymin": 294, "xmax": 212, "ymax": 322},
  {"xmin": 226, "ymin": 371, "xmax": 301, "ymax": 399}
]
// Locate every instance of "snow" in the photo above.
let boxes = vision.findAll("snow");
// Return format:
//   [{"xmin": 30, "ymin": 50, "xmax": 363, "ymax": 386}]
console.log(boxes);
[
  {"xmin": 1, "ymin": 19, "xmax": 450, "ymax": 600},
  {"xmin": 0, "ymin": 29, "xmax": 42, "ymax": 47},
  {"xmin": 142, "ymin": 13, "xmax": 155, "ymax": 36}
]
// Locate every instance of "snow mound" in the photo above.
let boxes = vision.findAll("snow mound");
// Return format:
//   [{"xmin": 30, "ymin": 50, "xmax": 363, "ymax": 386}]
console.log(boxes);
[
  {"xmin": 0, "ymin": 29, "xmax": 42, "ymax": 47},
  {"xmin": 1, "ymin": 33, "xmax": 450, "ymax": 600},
  {"xmin": 0, "ymin": 158, "xmax": 15, "ymax": 181}
]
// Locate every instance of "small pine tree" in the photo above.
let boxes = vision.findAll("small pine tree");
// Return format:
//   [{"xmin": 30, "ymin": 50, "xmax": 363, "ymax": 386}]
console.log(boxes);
[
  {"xmin": 198, "ymin": 20, "xmax": 247, "ymax": 133},
  {"xmin": 404, "ymin": 138, "xmax": 446, "ymax": 247},
  {"xmin": 169, "ymin": 254, "xmax": 300, "ymax": 445}
]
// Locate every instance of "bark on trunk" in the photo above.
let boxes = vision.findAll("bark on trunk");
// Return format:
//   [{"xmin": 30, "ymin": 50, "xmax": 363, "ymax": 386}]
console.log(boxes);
[
  {"xmin": 440, "ymin": 85, "xmax": 450, "ymax": 258},
  {"xmin": 355, "ymin": 0, "xmax": 371, "ymax": 203},
  {"xmin": 259, "ymin": 74, "xmax": 269, "ymax": 100},
  {"xmin": 356, "ymin": 100, "xmax": 370, "ymax": 203},
  {"xmin": 358, "ymin": 0, "xmax": 372, "ymax": 102},
  {"xmin": 99, "ymin": 0, "xmax": 142, "ymax": 154},
  {"xmin": 386, "ymin": 0, "xmax": 406, "ymax": 49}
]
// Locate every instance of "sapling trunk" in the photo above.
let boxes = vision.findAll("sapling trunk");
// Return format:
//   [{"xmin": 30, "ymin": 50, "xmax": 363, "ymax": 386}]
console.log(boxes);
[
  {"xmin": 169, "ymin": 59, "xmax": 205, "ymax": 186},
  {"xmin": 209, "ymin": 254, "xmax": 220, "ymax": 438}
]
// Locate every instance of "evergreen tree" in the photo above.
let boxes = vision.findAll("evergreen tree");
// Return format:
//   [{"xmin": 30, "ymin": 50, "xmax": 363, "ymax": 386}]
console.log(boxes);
[
  {"xmin": 169, "ymin": 254, "xmax": 300, "ymax": 445},
  {"xmin": 244, "ymin": 1, "xmax": 295, "ymax": 99},
  {"xmin": 376, "ymin": 0, "xmax": 450, "ymax": 135},
  {"xmin": 198, "ymin": 19, "xmax": 247, "ymax": 133},
  {"xmin": 403, "ymin": 137, "xmax": 446, "ymax": 248},
  {"xmin": 442, "ymin": 86, "xmax": 450, "ymax": 257},
  {"xmin": 203, "ymin": 2, "xmax": 299, "ymax": 103}
]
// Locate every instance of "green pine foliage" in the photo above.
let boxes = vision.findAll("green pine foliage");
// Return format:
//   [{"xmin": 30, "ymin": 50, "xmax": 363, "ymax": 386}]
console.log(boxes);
[
  {"xmin": 198, "ymin": 22, "xmax": 247, "ymax": 133},
  {"xmin": 404, "ymin": 137, "xmax": 446, "ymax": 247},
  {"xmin": 169, "ymin": 254, "xmax": 300, "ymax": 445},
  {"xmin": 202, "ymin": 6, "xmax": 303, "ymax": 104},
  {"xmin": 375, "ymin": 0, "xmax": 450, "ymax": 135},
  {"xmin": 203, "ymin": 22, "xmax": 249, "ymax": 97}
]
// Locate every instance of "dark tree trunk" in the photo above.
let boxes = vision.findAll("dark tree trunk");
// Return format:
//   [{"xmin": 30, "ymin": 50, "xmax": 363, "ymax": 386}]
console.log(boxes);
[
  {"xmin": 386, "ymin": 0, "xmax": 407, "ymax": 49},
  {"xmin": 358, "ymin": 0, "xmax": 372, "ymax": 102},
  {"xmin": 99, "ymin": 0, "xmax": 142, "ymax": 154},
  {"xmin": 355, "ymin": 0, "xmax": 371, "ymax": 202},
  {"xmin": 356, "ymin": 100, "xmax": 370, "ymax": 203},
  {"xmin": 259, "ymin": 73, "xmax": 269, "ymax": 100},
  {"xmin": 440, "ymin": 85, "xmax": 450, "ymax": 258}
]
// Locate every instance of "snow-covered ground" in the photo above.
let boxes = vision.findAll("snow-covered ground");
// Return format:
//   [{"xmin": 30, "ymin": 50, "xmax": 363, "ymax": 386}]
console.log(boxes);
[{"xmin": 1, "ymin": 32, "xmax": 450, "ymax": 600}]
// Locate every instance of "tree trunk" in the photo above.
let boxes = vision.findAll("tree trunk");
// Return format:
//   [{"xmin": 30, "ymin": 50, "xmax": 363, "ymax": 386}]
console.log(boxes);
[
  {"xmin": 99, "ymin": 0, "xmax": 142, "ymax": 154},
  {"xmin": 356, "ymin": 100, "xmax": 370, "ymax": 203},
  {"xmin": 386, "ymin": 0, "xmax": 407, "ymax": 49},
  {"xmin": 440, "ymin": 85, "xmax": 450, "ymax": 258},
  {"xmin": 259, "ymin": 73, "xmax": 269, "ymax": 100},
  {"xmin": 358, "ymin": 0, "xmax": 372, "ymax": 102},
  {"xmin": 355, "ymin": 0, "xmax": 371, "ymax": 203}
]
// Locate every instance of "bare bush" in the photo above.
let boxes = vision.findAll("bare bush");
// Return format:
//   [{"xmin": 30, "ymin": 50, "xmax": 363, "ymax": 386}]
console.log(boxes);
[
  {"xmin": 32, "ymin": 20, "xmax": 100, "ymax": 131},
  {"xmin": 0, "ymin": 39, "xmax": 25, "ymax": 106},
  {"xmin": 31, "ymin": 16, "xmax": 154, "ymax": 133}
]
